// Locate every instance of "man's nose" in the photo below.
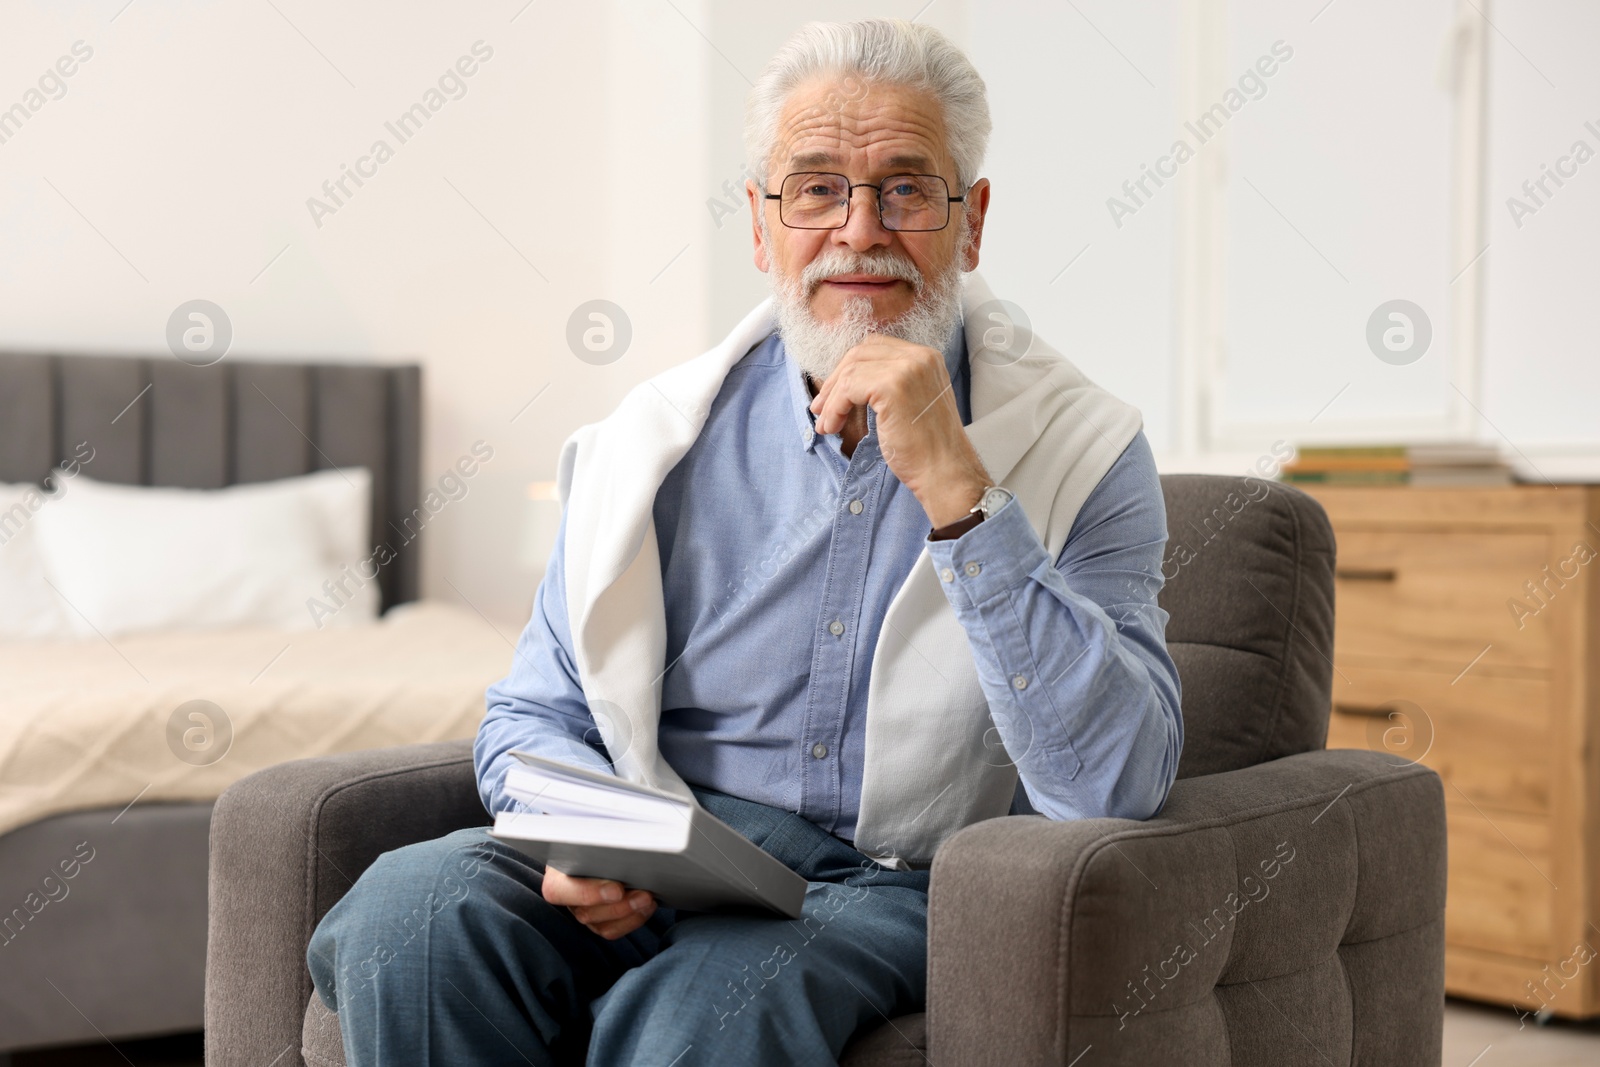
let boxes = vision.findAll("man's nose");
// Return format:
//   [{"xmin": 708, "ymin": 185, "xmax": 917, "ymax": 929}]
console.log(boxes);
[{"xmin": 832, "ymin": 186, "xmax": 892, "ymax": 252}]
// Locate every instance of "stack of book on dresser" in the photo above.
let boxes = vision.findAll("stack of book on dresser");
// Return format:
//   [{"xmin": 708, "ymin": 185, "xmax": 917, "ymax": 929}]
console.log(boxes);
[{"xmin": 1280, "ymin": 443, "xmax": 1513, "ymax": 487}]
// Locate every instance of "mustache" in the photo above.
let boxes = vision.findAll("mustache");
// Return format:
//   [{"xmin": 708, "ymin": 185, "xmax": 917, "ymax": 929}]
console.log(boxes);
[{"xmin": 798, "ymin": 249, "xmax": 924, "ymax": 295}]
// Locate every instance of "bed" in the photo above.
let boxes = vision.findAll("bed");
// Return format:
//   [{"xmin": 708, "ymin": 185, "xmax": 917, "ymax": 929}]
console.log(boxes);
[{"xmin": 0, "ymin": 353, "xmax": 511, "ymax": 1053}]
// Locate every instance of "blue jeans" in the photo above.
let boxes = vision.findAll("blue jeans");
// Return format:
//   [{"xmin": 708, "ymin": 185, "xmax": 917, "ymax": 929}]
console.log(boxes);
[{"xmin": 306, "ymin": 786, "xmax": 932, "ymax": 1066}]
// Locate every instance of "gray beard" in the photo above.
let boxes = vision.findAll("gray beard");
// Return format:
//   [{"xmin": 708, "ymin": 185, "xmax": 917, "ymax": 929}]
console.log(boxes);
[{"xmin": 767, "ymin": 217, "xmax": 970, "ymax": 382}]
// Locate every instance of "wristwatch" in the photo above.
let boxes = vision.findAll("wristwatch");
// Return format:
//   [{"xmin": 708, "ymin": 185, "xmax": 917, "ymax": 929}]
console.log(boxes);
[
  {"xmin": 971, "ymin": 485, "xmax": 1014, "ymax": 520},
  {"xmin": 929, "ymin": 485, "xmax": 1013, "ymax": 541}
]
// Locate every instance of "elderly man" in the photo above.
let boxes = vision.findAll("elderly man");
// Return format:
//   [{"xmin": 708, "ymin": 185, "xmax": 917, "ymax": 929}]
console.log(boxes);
[{"xmin": 308, "ymin": 17, "xmax": 1181, "ymax": 1066}]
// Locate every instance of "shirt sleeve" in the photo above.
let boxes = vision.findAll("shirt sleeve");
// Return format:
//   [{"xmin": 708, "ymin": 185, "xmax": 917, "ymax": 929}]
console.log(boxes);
[
  {"xmin": 924, "ymin": 429, "xmax": 1183, "ymax": 821},
  {"xmin": 475, "ymin": 506, "xmax": 618, "ymax": 817}
]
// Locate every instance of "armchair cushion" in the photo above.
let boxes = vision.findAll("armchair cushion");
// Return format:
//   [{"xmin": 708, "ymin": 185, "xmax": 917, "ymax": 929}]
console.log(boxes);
[
  {"xmin": 1158, "ymin": 477, "xmax": 1336, "ymax": 778},
  {"xmin": 206, "ymin": 739, "xmax": 486, "ymax": 1067},
  {"xmin": 926, "ymin": 748, "xmax": 1445, "ymax": 1066}
]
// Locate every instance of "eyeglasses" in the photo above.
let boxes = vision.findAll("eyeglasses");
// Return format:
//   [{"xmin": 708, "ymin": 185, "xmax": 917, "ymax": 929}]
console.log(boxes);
[{"xmin": 763, "ymin": 172, "xmax": 965, "ymax": 232}]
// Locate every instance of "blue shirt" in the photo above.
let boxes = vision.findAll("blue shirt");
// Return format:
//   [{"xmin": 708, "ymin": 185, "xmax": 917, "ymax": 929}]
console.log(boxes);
[{"xmin": 477, "ymin": 324, "xmax": 1183, "ymax": 843}]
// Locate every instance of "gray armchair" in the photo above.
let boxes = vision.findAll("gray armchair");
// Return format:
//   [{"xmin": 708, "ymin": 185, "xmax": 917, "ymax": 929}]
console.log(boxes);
[{"xmin": 206, "ymin": 475, "xmax": 1446, "ymax": 1066}]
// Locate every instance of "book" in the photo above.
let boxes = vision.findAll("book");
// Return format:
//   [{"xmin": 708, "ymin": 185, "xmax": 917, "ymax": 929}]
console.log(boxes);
[
  {"xmin": 1283, "ymin": 456, "xmax": 1410, "ymax": 473},
  {"xmin": 1282, "ymin": 442, "xmax": 1512, "ymax": 487},
  {"xmin": 1293, "ymin": 446, "xmax": 1408, "ymax": 459},
  {"xmin": 1403, "ymin": 443, "xmax": 1506, "ymax": 467},
  {"xmin": 489, "ymin": 751, "xmax": 808, "ymax": 918},
  {"xmin": 1408, "ymin": 466, "xmax": 1514, "ymax": 487},
  {"xmin": 1285, "ymin": 468, "xmax": 1513, "ymax": 487},
  {"xmin": 1283, "ymin": 470, "xmax": 1409, "ymax": 485}
]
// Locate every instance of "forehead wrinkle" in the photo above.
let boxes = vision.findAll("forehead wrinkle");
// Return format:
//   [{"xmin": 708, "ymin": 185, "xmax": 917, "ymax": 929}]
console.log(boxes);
[{"xmin": 775, "ymin": 84, "xmax": 951, "ymax": 178}]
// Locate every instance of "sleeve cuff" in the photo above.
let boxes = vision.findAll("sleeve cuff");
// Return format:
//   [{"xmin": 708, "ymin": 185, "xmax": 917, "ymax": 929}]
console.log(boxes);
[{"xmin": 926, "ymin": 495, "xmax": 1052, "ymax": 607}]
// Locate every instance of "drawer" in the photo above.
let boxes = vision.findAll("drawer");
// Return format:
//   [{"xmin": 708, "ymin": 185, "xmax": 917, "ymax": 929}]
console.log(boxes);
[
  {"xmin": 1334, "ymin": 528, "xmax": 1556, "ymax": 671},
  {"xmin": 1445, "ymin": 946, "xmax": 1591, "ymax": 1016},
  {"xmin": 1443, "ymin": 804, "xmax": 1555, "ymax": 959},
  {"xmin": 1326, "ymin": 664, "xmax": 1551, "ymax": 814}
]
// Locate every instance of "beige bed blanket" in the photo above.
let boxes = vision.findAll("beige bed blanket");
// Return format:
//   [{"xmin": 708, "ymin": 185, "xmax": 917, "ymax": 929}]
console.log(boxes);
[{"xmin": 0, "ymin": 602, "xmax": 515, "ymax": 839}]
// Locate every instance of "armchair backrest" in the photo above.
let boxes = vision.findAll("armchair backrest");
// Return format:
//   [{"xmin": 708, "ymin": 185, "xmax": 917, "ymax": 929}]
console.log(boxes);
[{"xmin": 1156, "ymin": 475, "xmax": 1336, "ymax": 779}]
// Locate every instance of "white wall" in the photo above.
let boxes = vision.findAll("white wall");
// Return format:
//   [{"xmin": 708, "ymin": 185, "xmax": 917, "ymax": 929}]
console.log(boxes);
[
  {"xmin": 1481, "ymin": 0, "xmax": 1600, "ymax": 461},
  {"xmin": 957, "ymin": 1, "xmax": 1181, "ymax": 454},
  {"xmin": 0, "ymin": 0, "xmax": 712, "ymax": 624},
  {"xmin": 1218, "ymin": 0, "xmax": 1458, "ymax": 440}
]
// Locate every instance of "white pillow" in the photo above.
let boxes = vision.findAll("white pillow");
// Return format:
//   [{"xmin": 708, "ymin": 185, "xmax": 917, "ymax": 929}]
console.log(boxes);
[
  {"xmin": 31, "ymin": 468, "xmax": 379, "ymax": 637},
  {"xmin": 0, "ymin": 481, "xmax": 78, "ymax": 639}
]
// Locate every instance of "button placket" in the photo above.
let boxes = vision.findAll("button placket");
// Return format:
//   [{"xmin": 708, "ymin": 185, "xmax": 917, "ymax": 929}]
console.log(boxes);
[{"xmin": 798, "ymin": 455, "xmax": 882, "ymax": 830}]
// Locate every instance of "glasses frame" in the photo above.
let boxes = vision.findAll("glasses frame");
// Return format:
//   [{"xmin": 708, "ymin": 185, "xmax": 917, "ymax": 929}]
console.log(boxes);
[{"xmin": 763, "ymin": 172, "xmax": 966, "ymax": 232}]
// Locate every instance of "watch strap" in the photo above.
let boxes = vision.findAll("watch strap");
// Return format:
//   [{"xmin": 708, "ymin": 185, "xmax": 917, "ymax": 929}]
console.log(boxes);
[
  {"xmin": 929, "ymin": 485, "xmax": 1009, "ymax": 542},
  {"xmin": 928, "ymin": 510, "xmax": 984, "ymax": 542}
]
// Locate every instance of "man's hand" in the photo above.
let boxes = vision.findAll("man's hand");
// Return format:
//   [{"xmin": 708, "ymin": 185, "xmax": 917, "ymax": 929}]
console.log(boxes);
[
  {"xmin": 808, "ymin": 334, "xmax": 991, "ymax": 528},
  {"xmin": 540, "ymin": 866, "xmax": 657, "ymax": 940}
]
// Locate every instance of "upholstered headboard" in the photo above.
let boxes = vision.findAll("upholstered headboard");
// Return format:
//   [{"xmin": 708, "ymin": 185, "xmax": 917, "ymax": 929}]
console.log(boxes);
[{"xmin": 0, "ymin": 353, "xmax": 422, "ymax": 611}]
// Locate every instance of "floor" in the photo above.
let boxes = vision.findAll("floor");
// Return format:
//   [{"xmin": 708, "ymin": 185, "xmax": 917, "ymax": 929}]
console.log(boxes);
[
  {"xmin": 3, "ymin": 1033, "xmax": 202, "ymax": 1066},
  {"xmin": 1442, "ymin": 999, "xmax": 1600, "ymax": 1066},
  {"xmin": 6, "ymin": 1000, "xmax": 1600, "ymax": 1064}
]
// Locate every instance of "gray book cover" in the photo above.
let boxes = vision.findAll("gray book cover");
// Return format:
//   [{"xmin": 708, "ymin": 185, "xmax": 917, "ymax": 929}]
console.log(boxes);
[{"xmin": 490, "ymin": 751, "xmax": 808, "ymax": 918}]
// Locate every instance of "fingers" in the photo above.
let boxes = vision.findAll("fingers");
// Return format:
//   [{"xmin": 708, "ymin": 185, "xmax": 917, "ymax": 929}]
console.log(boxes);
[
  {"xmin": 539, "ymin": 866, "xmax": 624, "ymax": 907},
  {"xmin": 540, "ymin": 868, "xmax": 657, "ymax": 940},
  {"xmin": 581, "ymin": 891, "xmax": 658, "ymax": 940},
  {"xmin": 588, "ymin": 905, "xmax": 653, "ymax": 941},
  {"xmin": 811, "ymin": 366, "xmax": 861, "ymax": 435},
  {"xmin": 808, "ymin": 338, "xmax": 944, "ymax": 435},
  {"xmin": 574, "ymin": 891, "xmax": 656, "ymax": 940},
  {"xmin": 568, "ymin": 889, "xmax": 655, "ymax": 926},
  {"xmin": 813, "ymin": 363, "xmax": 903, "ymax": 435},
  {"xmin": 811, "ymin": 356, "xmax": 895, "ymax": 434},
  {"xmin": 807, "ymin": 337, "xmax": 896, "ymax": 425}
]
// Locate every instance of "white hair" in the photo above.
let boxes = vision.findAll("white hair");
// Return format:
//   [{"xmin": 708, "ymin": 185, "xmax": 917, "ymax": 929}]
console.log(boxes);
[{"xmin": 743, "ymin": 18, "xmax": 992, "ymax": 192}]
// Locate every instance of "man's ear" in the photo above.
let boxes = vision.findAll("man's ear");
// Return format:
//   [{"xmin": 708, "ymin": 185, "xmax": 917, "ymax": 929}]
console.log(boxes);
[
  {"xmin": 748, "ymin": 180, "xmax": 771, "ymax": 273},
  {"xmin": 961, "ymin": 177, "xmax": 991, "ymax": 272}
]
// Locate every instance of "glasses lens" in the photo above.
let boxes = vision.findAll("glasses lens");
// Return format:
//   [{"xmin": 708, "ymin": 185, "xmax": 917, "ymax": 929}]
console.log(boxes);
[
  {"xmin": 781, "ymin": 173, "xmax": 849, "ymax": 228},
  {"xmin": 881, "ymin": 175, "xmax": 948, "ymax": 232}
]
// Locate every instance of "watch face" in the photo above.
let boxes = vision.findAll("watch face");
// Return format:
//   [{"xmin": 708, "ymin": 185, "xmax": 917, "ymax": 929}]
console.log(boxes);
[{"xmin": 980, "ymin": 486, "xmax": 1013, "ymax": 517}]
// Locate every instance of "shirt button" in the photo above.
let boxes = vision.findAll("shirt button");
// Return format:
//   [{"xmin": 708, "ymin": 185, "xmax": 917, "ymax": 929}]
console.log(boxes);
[
  {"xmin": 828, "ymin": 620, "xmax": 845, "ymax": 636},
  {"xmin": 964, "ymin": 561, "xmax": 982, "ymax": 577},
  {"xmin": 940, "ymin": 567, "xmax": 955, "ymax": 583},
  {"xmin": 848, "ymin": 499, "xmax": 864, "ymax": 515},
  {"xmin": 1012, "ymin": 674, "xmax": 1029, "ymax": 690},
  {"xmin": 812, "ymin": 743, "xmax": 828, "ymax": 759}
]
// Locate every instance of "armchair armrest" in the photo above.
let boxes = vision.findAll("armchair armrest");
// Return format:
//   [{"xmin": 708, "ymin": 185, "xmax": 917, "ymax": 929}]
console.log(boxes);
[
  {"xmin": 205, "ymin": 739, "xmax": 487, "ymax": 1067},
  {"xmin": 927, "ymin": 749, "xmax": 1445, "ymax": 1066}
]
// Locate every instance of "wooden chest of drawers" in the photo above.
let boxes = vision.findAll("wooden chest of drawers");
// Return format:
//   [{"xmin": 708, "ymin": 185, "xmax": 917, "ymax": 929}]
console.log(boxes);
[{"xmin": 1298, "ymin": 485, "xmax": 1600, "ymax": 1018}]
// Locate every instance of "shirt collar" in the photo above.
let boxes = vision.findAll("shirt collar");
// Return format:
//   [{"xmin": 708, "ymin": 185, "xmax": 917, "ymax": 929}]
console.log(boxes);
[{"xmin": 781, "ymin": 317, "xmax": 967, "ymax": 454}]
